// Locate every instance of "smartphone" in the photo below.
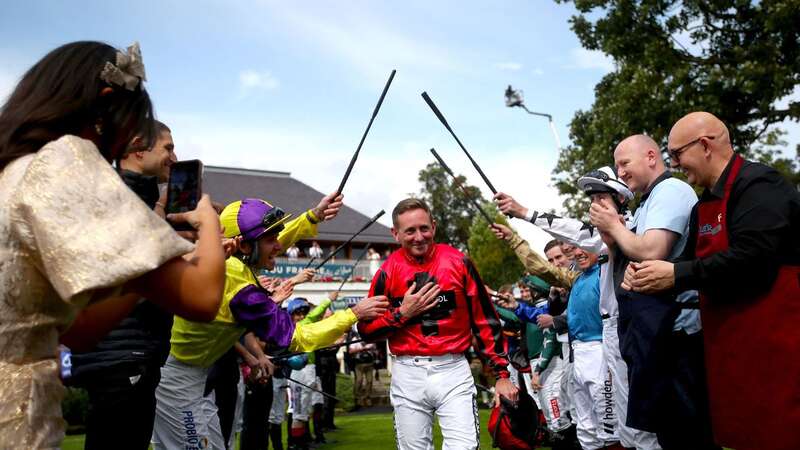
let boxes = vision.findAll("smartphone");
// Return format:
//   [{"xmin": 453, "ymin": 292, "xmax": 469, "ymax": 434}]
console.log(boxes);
[{"xmin": 165, "ymin": 159, "xmax": 203, "ymax": 231}]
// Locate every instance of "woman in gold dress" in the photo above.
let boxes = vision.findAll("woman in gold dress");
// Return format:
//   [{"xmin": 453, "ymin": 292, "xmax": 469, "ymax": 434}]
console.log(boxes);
[{"xmin": 0, "ymin": 41, "xmax": 226, "ymax": 448}]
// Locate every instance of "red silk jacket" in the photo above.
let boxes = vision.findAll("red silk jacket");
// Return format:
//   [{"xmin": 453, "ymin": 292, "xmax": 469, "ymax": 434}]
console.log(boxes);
[{"xmin": 358, "ymin": 244, "xmax": 510, "ymax": 378}]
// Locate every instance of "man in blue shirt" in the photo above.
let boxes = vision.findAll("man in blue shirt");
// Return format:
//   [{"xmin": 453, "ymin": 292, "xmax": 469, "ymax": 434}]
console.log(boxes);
[
  {"xmin": 563, "ymin": 249, "xmax": 615, "ymax": 450},
  {"xmin": 493, "ymin": 225, "xmax": 618, "ymax": 450},
  {"xmin": 590, "ymin": 134, "xmax": 715, "ymax": 449},
  {"xmin": 494, "ymin": 165, "xmax": 663, "ymax": 450}
]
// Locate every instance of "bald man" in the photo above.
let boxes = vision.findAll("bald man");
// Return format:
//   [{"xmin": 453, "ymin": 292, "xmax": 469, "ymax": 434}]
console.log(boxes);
[
  {"xmin": 624, "ymin": 112, "xmax": 800, "ymax": 450},
  {"xmin": 589, "ymin": 134, "xmax": 716, "ymax": 449}
]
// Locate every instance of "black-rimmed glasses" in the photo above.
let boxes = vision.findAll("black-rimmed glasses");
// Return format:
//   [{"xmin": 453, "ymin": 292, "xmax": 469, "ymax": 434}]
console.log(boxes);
[{"xmin": 666, "ymin": 134, "xmax": 718, "ymax": 163}]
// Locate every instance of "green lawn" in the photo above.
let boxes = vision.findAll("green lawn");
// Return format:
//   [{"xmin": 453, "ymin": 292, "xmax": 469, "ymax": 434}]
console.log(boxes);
[
  {"xmin": 61, "ymin": 434, "xmax": 87, "ymax": 450},
  {"xmin": 322, "ymin": 409, "xmax": 501, "ymax": 450},
  {"xmin": 61, "ymin": 374, "xmax": 539, "ymax": 449},
  {"xmin": 61, "ymin": 409, "xmax": 533, "ymax": 449}
]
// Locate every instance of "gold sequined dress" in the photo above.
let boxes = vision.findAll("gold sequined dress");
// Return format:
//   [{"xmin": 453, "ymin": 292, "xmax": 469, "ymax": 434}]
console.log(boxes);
[{"xmin": 0, "ymin": 135, "xmax": 193, "ymax": 448}]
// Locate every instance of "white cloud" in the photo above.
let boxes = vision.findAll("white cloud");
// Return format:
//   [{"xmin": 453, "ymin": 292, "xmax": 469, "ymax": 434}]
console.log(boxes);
[
  {"xmin": 532, "ymin": 68, "xmax": 544, "ymax": 76},
  {"xmin": 159, "ymin": 112, "xmax": 567, "ymax": 230},
  {"xmin": 248, "ymin": 2, "xmax": 464, "ymax": 90},
  {"xmin": 496, "ymin": 62, "xmax": 523, "ymax": 71},
  {"xmin": 567, "ymin": 47, "xmax": 614, "ymax": 72},
  {"xmin": 239, "ymin": 70, "xmax": 279, "ymax": 92}
]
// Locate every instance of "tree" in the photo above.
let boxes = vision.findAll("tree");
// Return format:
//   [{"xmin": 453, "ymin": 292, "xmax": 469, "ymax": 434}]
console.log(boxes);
[
  {"xmin": 553, "ymin": 0, "xmax": 800, "ymax": 217},
  {"xmin": 467, "ymin": 211, "xmax": 526, "ymax": 289},
  {"xmin": 417, "ymin": 162, "xmax": 486, "ymax": 251}
]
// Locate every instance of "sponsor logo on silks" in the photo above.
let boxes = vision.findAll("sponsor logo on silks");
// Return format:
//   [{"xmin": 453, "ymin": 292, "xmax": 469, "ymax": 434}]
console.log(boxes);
[
  {"xmin": 182, "ymin": 410, "xmax": 209, "ymax": 449},
  {"xmin": 602, "ymin": 371, "xmax": 616, "ymax": 434},
  {"xmin": 550, "ymin": 398, "xmax": 561, "ymax": 419},
  {"xmin": 698, "ymin": 223, "xmax": 723, "ymax": 237}
]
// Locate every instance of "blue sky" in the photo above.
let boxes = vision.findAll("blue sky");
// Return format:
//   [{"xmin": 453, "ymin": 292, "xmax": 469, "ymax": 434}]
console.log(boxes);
[{"xmin": 1, "ymin": 1, "xmax": 795, "ymax": 246}]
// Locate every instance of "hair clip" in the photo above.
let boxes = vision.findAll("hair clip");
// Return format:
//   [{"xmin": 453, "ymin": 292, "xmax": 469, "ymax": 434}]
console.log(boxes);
[{"xmin": 99, "ymin": 42, "xmax": 147, "ymax": 91}]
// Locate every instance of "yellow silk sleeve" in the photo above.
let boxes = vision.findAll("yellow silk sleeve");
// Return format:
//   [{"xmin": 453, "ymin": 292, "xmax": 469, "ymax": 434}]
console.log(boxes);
[
  {"xmin": 277, "ymin": 210, "xmax": 319, "ymax": 250},
  {"xmin": 289, "ymin": 308, "xmax": 357, "ymax": 352}
]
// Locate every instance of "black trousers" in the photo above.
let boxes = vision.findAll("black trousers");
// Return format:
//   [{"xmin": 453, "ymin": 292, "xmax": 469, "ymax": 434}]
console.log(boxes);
[
  {"xmin": 617, "ymin": 289, "xmax": 679, "ymax": 432},
  {"xmin": 316, "ymin": 355, "xmax": 338, "ymax": 427},
  {"xmin": 240, "ymin": 378, "xmax": 274, "ymax": 450},
  {"xmin": 84, "ymin": 365, "xmax": 160, "ymax": 450},
  {"xmin": 655, "ymin": 330, "xmax": 719, "ymax": 450},
  {"xmin": 618, "ymin": 289, "xmax": 718, "ymax": 449}
]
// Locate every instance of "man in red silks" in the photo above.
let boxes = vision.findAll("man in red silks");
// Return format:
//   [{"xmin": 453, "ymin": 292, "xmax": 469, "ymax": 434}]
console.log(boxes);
[
  {"xmin": 358, "ymin": 198, "xmax": 518, "ymax": 450},
  {"xmin": 623, "ymin": 111, "xmax": 800, "ymax": 450}
]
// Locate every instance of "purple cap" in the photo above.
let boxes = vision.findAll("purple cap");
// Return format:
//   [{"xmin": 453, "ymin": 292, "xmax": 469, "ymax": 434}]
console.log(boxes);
[{"xmin": 237, "ymin": 198, "xmax": 292, "ymax": 241}]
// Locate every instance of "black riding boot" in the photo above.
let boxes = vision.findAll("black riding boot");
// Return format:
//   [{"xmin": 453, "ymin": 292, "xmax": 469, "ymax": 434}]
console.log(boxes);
[{"xmin": 269, "ymin": 422, "xmax": 284, "ymax": 450}]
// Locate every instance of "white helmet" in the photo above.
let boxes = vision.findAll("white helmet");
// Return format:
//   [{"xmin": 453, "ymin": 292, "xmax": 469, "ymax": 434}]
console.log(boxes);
[{"xmin": 577, "ymin": 166, "xmax": 633, "ymax": 201}]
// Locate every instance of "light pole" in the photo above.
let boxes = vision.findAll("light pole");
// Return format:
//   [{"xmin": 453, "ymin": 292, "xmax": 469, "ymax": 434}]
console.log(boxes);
[{"xmin": 504, "ymin": 85, "xmax": 562, "ymax": 151}]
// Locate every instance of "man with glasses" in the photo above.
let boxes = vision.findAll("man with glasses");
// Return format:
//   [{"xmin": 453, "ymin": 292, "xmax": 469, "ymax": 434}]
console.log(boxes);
[{"xmin": 623, "ymin": 112, "xmax": 800, "ymax": 450}]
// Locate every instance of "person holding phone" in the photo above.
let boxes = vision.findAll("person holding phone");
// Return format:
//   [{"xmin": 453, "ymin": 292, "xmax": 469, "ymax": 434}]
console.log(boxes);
[
  {"xmin": 0, "ymin": 41, "xmax": 226, "ymax": 448},
  {"xmin": 152, "ymin": 196, "xmax": 390, "ymax": 450},
  {"xmin": 164, "ymin": 158, "xmax": 204, "ymax": 228},
  {"xmin": 66, "ymin": 120, "xmax": 192, "ymax": 450}
]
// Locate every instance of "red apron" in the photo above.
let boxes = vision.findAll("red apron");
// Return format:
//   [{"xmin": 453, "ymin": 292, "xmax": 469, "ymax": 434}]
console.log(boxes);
[{"xmin": 695, "ymin": 154, "xmax": 800, "ymax": 450}]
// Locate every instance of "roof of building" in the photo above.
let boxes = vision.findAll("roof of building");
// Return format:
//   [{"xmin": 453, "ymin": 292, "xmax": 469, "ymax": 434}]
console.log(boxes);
[{"xmin": 203, "ymin": 166, "xmax": 395, "ymax": 244}]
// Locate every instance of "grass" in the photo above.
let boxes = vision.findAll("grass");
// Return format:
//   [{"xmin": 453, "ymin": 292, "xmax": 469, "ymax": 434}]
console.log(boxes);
[
  {"xmin": 61, "ymin": 374, "xmax": 547, "ymax": 449},
  {"xmin": 61, "ymin": 434, "xmax": 86, "ymax": 450},
  {"xmin": 333, "ymin": 372, "xmax": 356, "ymax": 412},
  {"xmin": 323, "ymin": 409, "xmax": 503, "ymax": 450},
  {"xmin": 61, "ymin": 409, "xmax": 514, "ymax": 450}
]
